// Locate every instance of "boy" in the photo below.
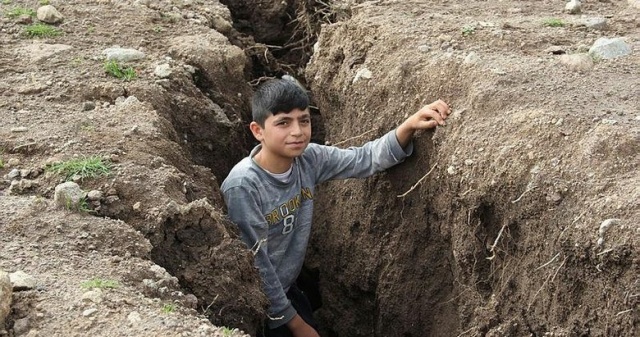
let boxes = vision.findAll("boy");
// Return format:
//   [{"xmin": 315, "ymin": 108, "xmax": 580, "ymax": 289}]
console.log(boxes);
[{"xmin": 221, "ymin": 78, "xmax": 450, "ymax": 337}]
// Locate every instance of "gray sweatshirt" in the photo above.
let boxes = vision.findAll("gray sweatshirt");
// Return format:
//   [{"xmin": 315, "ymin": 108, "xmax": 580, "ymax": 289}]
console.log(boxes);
[{"xmin": 221, "ymin": 129, "xmax": 412, "ymax": 328}]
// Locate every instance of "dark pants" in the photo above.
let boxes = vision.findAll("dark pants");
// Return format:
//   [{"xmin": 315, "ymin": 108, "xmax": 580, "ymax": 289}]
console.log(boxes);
[{"xmin": 257, "ymin": 284, "xmax": 319, "ymax": 337}]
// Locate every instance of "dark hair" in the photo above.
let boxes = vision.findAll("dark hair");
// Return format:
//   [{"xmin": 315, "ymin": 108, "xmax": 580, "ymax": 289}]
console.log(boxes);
[{"xmin": 252, "ymin": 78, "xmax": 309, "ymax": 126}]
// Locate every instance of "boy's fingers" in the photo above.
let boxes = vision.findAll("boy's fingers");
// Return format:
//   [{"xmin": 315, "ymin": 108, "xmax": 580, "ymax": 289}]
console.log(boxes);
[{"xmin": 424, "ymin": 109, "xmax": 445, "ymax": 126}]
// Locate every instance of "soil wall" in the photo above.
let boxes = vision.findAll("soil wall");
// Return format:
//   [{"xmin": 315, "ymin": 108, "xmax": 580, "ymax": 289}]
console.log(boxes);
[{"xmin": 304, "ymin": 1, "xmax": 639, "ymax": 336}]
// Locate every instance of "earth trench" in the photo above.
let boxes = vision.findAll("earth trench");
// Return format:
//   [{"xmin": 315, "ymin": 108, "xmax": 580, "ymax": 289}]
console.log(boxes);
[{"xmin": 141, "ymin": 1, "xmax": 637, "ymax": 337}]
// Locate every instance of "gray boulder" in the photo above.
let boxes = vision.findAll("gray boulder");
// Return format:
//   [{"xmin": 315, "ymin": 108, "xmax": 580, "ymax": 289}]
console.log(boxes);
[
  {"xmin": 37, "ymin": 5, "xmax": 64, "ymax": 24},
  {"xmin": 589, "ymin": 37, "xmax": 632, "ymax": 59}
]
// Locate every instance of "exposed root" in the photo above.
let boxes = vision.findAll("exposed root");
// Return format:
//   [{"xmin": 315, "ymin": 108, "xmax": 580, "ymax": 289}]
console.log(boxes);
[
  {"xmin": 486, "ymin": 222, "xmax": 508, "ymax": 260},
  {"xmin": 511, "ymin": 185, "xmax": 536, "ymax": 203},
  {"xmin": 397, "ymin": 163, "xmax": 438, "ymax": 198},
  {"xmin": 535, "ymin": 253, "xmax": 560, "ymax": 271}
]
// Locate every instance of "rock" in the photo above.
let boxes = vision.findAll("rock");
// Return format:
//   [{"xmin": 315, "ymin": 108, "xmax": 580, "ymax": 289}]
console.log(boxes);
[
  {"xmin": 629, "ymin": 0, "xmax": 640, "ymax": 9},
  {"xmin": 154, "ymin": 64, "xmax": 172, "ymax": 78},
  {"xmin": 82, "ymin": 308, "xmax": 98, "ymax": 317},
  {"xmin": 559, "ymin": 53, "xmax": 594, "ymax": 72},
  {"xmin": 132, "ymin": 201, "xmax": 142, "ymax": 211},
  {"xmin": 13, "ymin": 317, "xmax": 30, "ymax": 335},
  {"xmin": 81, "ymin": 289, "xmax": 104, "ymax": 304},
  {"xmin": 463, "ymin": 51, "xmax": 480, "ymax": 64},
  {"xmin": 86, "ymin": 190, "xmax": 103, "ymax": 201},
  {"xmin": 353, "ymin": 68, "xmax": 373, "ymax": 84},
  {"xmin": 127, "ymin": 311, "xmax": 142, "ymax": 324},
  {"xmin": 102, "ymin": 47, "xmax": 146, "ymax": 62},
  {"xmin": 579, "ymin": 17, "xmax": 607, "ymax": 30},
  {"xmin": 7, "ymin": 158, "xmax": 20, "ymax": 167},
  {"xmin": 447, "ymin": 166, "xmax": 456, "ymax": 175},
  {"xmin": 0, "ymin": 270, "xmax": 11, "ymax": 329},
  {"xmin": 8, "ymin": 169, "xmax": 20, "ymax": 179},
  {"xmin": 82, "ymin": 101, "xmax": 96, "ymax": 111},
  {"xmin": 11, "ymin": 127, "xmax": 28, "ymax": 133},
  {"xmin": 8, "ymin": 179, "xmax": 38, "ymax": 195},
  {"xmin": 9, "ymin": 271, "xmax": 36, "ymax": 291},
  {"xmin": 418, "ymin": 45, "xmax": 430, "ymax": 53},
  {"xmin": 598, "ymin": 218, "xmax": 620, "ymax": 237},
  {"xmin": 589, "ymin": 37, "xmax": 632, "ymax": 60},
  {"xmin": 37, "ymin": 5, "xmax": 64, "ymax": 24},
  {"xmin": 53, "ymin": 182, "xmax": 86, "ymax": 210},
  {"xmin": 565, "ymin": 0, "xmax": 581, "ymax": 14}
]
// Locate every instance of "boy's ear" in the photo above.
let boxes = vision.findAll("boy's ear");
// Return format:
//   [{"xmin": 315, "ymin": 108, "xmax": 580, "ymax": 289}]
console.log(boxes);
[{"xmin": 249, "ymin": 121, "xmax": 264, "ymax": 142}]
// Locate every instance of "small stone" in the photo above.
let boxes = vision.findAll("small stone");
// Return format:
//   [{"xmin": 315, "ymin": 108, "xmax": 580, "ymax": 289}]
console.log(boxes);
[
  {"xmin": 13, "ymin": 317, "xmax": 30, "ymax": 335},
  {"xmin": 102, "ymin": 48, "xmax": 146, "ymax": 62},
  {"xmin": 601, "ymin": 119, "xmax": 617, "ymax": 125},
  {"xmin": 629, "ymin": 0, "xmax": 640, "ymax": 10},
  {"xmin": 11, "ymin": 127, "xmax": 28, "ymax": 133},
  {"xmin": 127, "ymin": 311, "xmax": 142, "ymax": 324},
  {"xmin": 87, "ymin": 190, "xmax": 103, "ymax": 201},
  {"xmin": 82, "ymin": 101, "xmax": 96, "ymax": 111},
  {"xmin": 9, "ymin": 271, "xmax": 36, "ymax": 291},
  {"xmin": 464, "ymin": 159, "xmax": 474, "ymax": 166},
  {"xmin": 447, "ymin": 166, "xmax": 456, "ymax": 175},
  {"xmin": 37, "ymin": 5, "xmax": 64, "ymax": 24},
  {"xmin": 597, "ymin": 237, "xmax": 605, "ymax": 246},
  {"xmin": 54, "ymin": 182, "xmax": 86, "ymax": 210},
  {"xmin": 82, "ymin": 308, "xmax": 98, "ymax": 317},
  {"xmin": 418, "ymin": 45, "xmax": 430, "ymax": 53},
  {"xmin": 589, "ymin": 37, "xmax": 633, "ymax": 60},
  {"xmin": 82, "ymin": 289, "xmax": 104, "ymax": 304},
  {"xmin": 7, "ymin": 158, "xmax": 20, "ymax": 167},
  {"xmin": 599, "ymin": 218, "xmax": 620, "ymax": 237},
  {"xmin": 559, "ymin": 53, "xmax": 594, "ymax": 72},
  {"xmin": 565, "ymin": 0, "xmax": 582, "ymax": 14},
  {"xmin": 8, "ymin": 169, "xmax": 20, "ymax": 179},
  {"xmin": 463, "ymin": 51, "xmax": 480, "ymax": 64},
  {"xmin": 154, "ymin": 64, "xmax": 172, "ymax": 78},
  {"xmin": 579, "ymin": 17, "xmax": 607, "ymax": 30},
  {"xmin": 353, "ymin": 68, "xmax": 372, "ymax": 84},
  {"xmin": 133, "ymin": 202, "xmax": 142, "ymax": 211}
]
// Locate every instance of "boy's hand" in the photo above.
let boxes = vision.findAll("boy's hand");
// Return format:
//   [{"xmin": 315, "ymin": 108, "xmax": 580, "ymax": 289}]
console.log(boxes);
[
  {"xmin": 396, "ymin": 99, "xmax": 451, "ymax": 148},
  {"xmin": 287, "ymin": 314, "xmax": 320, "ymax": 337}
]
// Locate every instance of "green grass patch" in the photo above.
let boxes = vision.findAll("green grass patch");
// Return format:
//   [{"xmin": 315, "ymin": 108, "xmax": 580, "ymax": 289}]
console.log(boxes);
[
  {"xmin": 104, "ymin": 60, "xmax": 137, "ymax": 81},
  {"xmin": 39, "ymin": 0, "xmax": 50, "ymax": 5},
  {"xmin": 5, "ymin": 7, "xmax": 35, "ymax": 18},
  {"xmin": 24, "ymin": 23, "xmax": 61, "ymax": 38},
  {"xmin": 46, "ymin": 156, "xmax": 111, "ymax": 181},
  {"xmin": 2, "ymin": 0, "xmax": 13, "ymax": 5},
  {"xmin": 81, "ymin": 278, "xmax": 119, "ymax": 289},
  {"xmin": 161, "ymin": 303, "xmax": 176, "ymax": 314},
  {"xmin": 461, "ymin": 25, "xmax": 476, "ymax": 37},
  {"xmin": 543, "ymin": 18, "xmax": 565, "ymax": 27},
  {"xmin": 221, "ymin": 327, "xmax": 234, "ymax": 336},
  {"xmin": 0, "ymin": 158, "xmax": 4, "ymax": 169}
]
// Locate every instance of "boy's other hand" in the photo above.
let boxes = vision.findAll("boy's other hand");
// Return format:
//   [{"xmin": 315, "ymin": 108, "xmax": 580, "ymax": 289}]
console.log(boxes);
[
  {"xmin": 287, "ymin": 314, "xmax": 320, "ymax": 337},
  {"xmin": 396, "ymin": 99, "xmax": 451, "ymax": 148}
]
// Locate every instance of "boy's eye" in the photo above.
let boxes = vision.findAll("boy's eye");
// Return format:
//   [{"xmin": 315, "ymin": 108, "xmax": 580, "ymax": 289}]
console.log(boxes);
[{"xmin": 276, "ymin": 120, "xmax": 289, "ymax": 126}]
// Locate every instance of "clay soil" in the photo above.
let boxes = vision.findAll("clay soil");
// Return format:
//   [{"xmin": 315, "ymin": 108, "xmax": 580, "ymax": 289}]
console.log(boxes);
[{"xmin": 1, "ymin": 1, "xmax": 639, "ymax": 337}]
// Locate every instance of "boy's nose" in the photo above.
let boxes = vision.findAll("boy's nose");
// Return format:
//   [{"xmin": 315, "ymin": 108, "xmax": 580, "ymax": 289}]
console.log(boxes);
[{"xmin": 290, "ymin": 122, "xmax": 303, "ymax": 136}]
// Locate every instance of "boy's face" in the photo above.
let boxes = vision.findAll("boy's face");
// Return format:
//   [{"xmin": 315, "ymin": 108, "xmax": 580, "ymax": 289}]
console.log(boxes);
[{"xmin": 250, "ymin": 108, "xmax": 312, "ymax": 161}]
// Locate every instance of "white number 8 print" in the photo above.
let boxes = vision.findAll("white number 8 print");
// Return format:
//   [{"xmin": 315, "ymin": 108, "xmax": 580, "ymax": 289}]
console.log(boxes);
[{"xmin": 282, "ymin": 215, "xmax": 295, "ymax": 235}]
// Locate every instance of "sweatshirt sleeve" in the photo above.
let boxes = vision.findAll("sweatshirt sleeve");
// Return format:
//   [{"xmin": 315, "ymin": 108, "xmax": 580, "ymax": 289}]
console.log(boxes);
[
  {"xmin": 311, "ymin": 129, "xmax": 413, "ymax": 184},
  {"xmin": 222, "ymin": 184, "xmax": 297, "ymax": 328}
]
